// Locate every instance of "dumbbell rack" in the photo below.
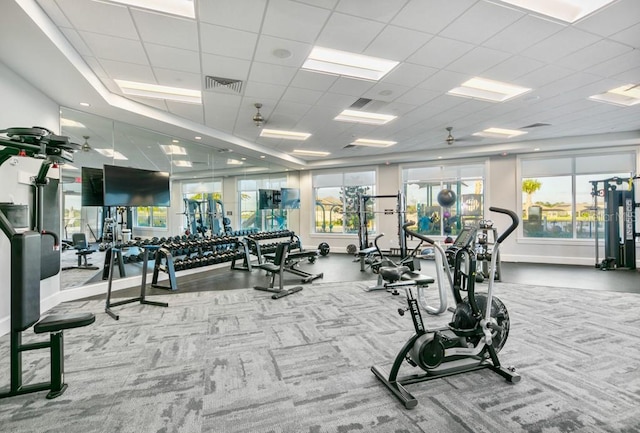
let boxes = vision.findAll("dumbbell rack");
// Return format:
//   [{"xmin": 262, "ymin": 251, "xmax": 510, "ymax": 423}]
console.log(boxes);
[
  {"xmin": 245, "ymin": 230, "xmax": 299, "ymax": 265},
  {"xmin": 151, "ymin": 234, "xmax": 248, "ymax": 291}
]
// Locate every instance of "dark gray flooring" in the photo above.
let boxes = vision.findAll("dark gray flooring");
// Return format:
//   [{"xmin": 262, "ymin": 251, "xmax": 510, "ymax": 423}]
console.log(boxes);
[{"xmin": 85, "ymin": 253, "xmax": 640, "ymax": 302}]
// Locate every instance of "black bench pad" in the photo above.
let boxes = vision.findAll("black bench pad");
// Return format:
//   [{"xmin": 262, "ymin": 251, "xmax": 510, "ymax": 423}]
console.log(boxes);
[
  {"xmin": 34, "ymin": 312, "xmax": 95, "ymax": 334},
  {"xmin": 358, "ymin": 247, "xmax": 377, "ymax": 256}
]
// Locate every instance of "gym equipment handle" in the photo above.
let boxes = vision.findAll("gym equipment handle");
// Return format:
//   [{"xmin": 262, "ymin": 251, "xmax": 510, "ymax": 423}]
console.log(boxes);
[
  {"xmin": 401, "ymin": 221, "xmax": 435, "ymax": 245},
  {"xmin": 489, "ymin": 207, "xmax": 519, "ymax": 244}
]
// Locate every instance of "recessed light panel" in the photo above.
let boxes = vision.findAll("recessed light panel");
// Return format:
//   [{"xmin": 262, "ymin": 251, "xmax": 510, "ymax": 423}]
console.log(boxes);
[
  {"xmin": 106, "ymin": 0, "xmax": 195, "ymax": 18},
  {"xmin": 226, "ymin": 158, "xmax": 244, "ymax": 165},
  {"xmin": 497, "ymin": 0, "xmax": 615, "ymax": 23},
  {"xmin": 473, "ymin": 128, "xmax": 528, "ymax": 138},
  {"xmin": 292, "ymin": 149, "xmax": 330, "ymax": 157},
  {"xmin": 448, "ymin": 77, "xmax": 531, "ymax": 102},
  {"xmin": 160, "ymin": 144, "xmax": 187, "ymax": 155},
  {"xmin": 589, "ymin": 85, "xmax": 640, "ymax": 107},
  {"xmin": 95, "ymin": 148, "xmax": 128, "ymax": 160},
  {"xmin": 60, "ymin": 118, "xmax": 86, "ymax": 128},
  {"xmin": 302, "ymin": 47, "xmax": 398, "ymax": 81},
  {"xmin": 334, "ymin": 109, "xmax": 397, "ymax": 125},
  {"xmin": 351, "ymin": 138, "xmax": 397, "ymax": 147},
  {"xmin": 172, "ymin": 160, "xmax": 192, "ymax": 167},
  {"xmin": 260, "ymin": 129, "xmax": 311, "ymax": 141},
  {"xmin": 114, "ymin": 79, "xmax": 202, "ymax": 104}
]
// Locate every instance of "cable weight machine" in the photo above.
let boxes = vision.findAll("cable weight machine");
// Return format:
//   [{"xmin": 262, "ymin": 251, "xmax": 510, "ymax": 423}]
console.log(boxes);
[{"xmin": 591, "ymin": 176, "xmax": 640, "ymax": 270}]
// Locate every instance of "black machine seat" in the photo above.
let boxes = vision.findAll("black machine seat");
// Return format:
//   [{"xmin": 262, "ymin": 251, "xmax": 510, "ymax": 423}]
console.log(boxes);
[
  {"xmin": 379, "ymin": 265, "xmax": 410, "ymax": 283},
  {"xmin": 34, "ymin": 312, "xmax": 95, "ymax": 334},
  {"xmin": 63, "ymin": 233, "xmax": 99, "ymax": 270},
  {"xmin": 401, "ymin": 271, "xmax": 435, "ymax": 286},
  {"xmin": 254, "ymin": 241, "xmax": 303, "ymax": 299}
]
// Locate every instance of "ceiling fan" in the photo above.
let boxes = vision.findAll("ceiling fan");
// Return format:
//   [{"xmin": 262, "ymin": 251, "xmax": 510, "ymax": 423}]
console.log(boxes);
[
  {"xmin": 81, "ymin": 135, "xmax": 91, "ymax": 152},
  {"xmin": 253, "ymin": 103, "xmax": 264, "ymax": 127},
  {"xmin": 445, "ymin": 127, "xmax": 455, "ymax": 145}
]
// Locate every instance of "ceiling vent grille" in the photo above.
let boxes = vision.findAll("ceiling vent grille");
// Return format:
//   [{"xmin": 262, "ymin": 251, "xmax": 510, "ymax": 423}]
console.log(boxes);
[
  {"xmin": 521, "ymin": 122, "xmax": 551, "ymax": 129},
  {"xmin": 350, "ymin": 98, "xmax": 372, "ymax": 109},
  {"xmin": 205, "ymin": 76, "xmax": 243, "ymax": 93}
]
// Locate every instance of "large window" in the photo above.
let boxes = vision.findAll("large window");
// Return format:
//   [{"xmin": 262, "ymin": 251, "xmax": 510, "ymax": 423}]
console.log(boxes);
[
  {"xmin": 135, "ymin": 206, "xmax": 167, "ymax": 229},
  {"xmin": 238, "ymin": 176, "xmax": 287, "ymax": 231},
  {"xmin": 313, "ymin": 170, "xmax": 375, "ymax": 234},
  {"xmin": 520, "ymin": 152, "xmax": 635, "ymax": 239},
  {"xmin": 403, "ymin": 163, "xmax": 485, "ymax": 237}
]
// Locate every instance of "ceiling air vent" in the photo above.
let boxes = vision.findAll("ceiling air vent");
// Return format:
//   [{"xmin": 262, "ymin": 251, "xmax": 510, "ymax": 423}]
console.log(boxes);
[
  {"xmin": 350, "ymin": 98, "xmax": 372, "ymax": 109},
  {"xmin": 343, "ymin": 144, "xmax": 357, "ymax": 149},
  {"xmin": 205, "ymin": 76, "xmax": 243, "ymax": 93}
]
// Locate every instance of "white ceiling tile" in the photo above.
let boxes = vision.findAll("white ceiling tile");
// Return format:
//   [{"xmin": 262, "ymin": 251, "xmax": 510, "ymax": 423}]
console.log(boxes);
[
  {"xmin": 198, "ymin": 0, "xmax": 267, "ymax": 32},
  {"xmin": 518, "ymin": 64, "xmax": 575, "ymax": 88},
  {"xmin": 382, "ymin": 63, "xmax": 438, "ymax": 87},
  {"xmin": 98, "ymin": 58, "xmax": 155, "ymax": 82},
  {"xmin": 201, "ymin": 54, "xmax": 251, "ymax": 82},
  {"xmin": 290, "ymin": 70, "xmax": 338, "ymax": 91},
  {"xmin": 392, "ymin": 0, "xmax": 476, "ymax": 34},
  {"xmin": 365, "ymin": 26, "xmax": 433, "ymax": 61},
  {"xmin": 37, "ymin": 0, "xmax": 72, "ymax": 27},
  {"xmin": 557, "ymin": 40, "xmax": 633, "ymax": 71},
  {"xmin": 335, "ymin": 0, "xmax": 409, "ymax": 23},
  {"xmin": 328, "ymin": 77, "xmax": 375, "ymax": 97},
  {"xmin": 124, "ymin": 96, "xmax": 168, "ymax": 111},
  {"xmin": 200, "ymin": 23, "xmax": 258, "ymax": 60},
  {"xmin": 55, "ymin": 0, "xmax": 138, "ymax": 39},
  {"xmin": 588, "ymin": 49, "xmax": 640, "ymax": 78},
  {"xmin": 574, "ymin": 0, "xmax": 640, "ymax": 37},
  {"xmin": 154, "ymin": 68, "xmax": 202, "ymax": 90},
  {"xmin": 394, "ymin": 86, "xmax": 440, "ymax": 106},
  {"xmin": 535, "ymin": 72, "xmax": 602, "ymax": 99},
  {"xmin": 417, "ymin": 69, "xmax": 469, "ymax": 92},
  {"xmin": 249, "ymin": 62, "xmax": 299, "ymax": 86},
  {"xmin": 521, "ymin": 27, "xmax": 602, "ymax": 63},
  {"xmin": 408, "ymin": 36, "xmax": 474, "ymax": 69},
  {"xmin": 132, "ymin": 10, "xmax": 198, "ymax": 51},
  {"xmin": 315, "ymin": 13, "xmax": 385, "ymax": 53},
  {"xmin": 243, "ymin": 81, "xmax": 287, "ymax": 100},
  {"xmin": 446, "ymin": 47, "xmax": 512, "ymax": 76},
  {"xmin": 484, "ymin": 55, "xmax": 545, "ymax": 82},
  {"xmin": 262, "ymin": 0, "xmax": 331, "ymax": 43},
  {"xmin": 613, "ymin": 65, "xmax": 640, "ymax": 83},
  {"xmin": 145, "ymin": 43, "xmax": 200, "ymax": 74},
  {"xmin": 609, "ymin": 22, "xmax": 640, "ymax": 49},
  {"xmin": 166, "ymin": 101, "xmax": 204, "ymax": 124},
  {"xmin": 81, "ymin": 31, "xmax": 148, "ymax": 65},
  {"xmin": 82, "ymin": 56, "xmax": 110, "ymax": 81},
  {"xmin": 281, "ymin": 87, "xmax": 324, "ymax": 105},
  {"xmin": 316, "ymin": 92, "xmax": 359, "ymax": 108},
  {"xmin": 484, "ymin": 15, "xmax": 564, "ymax": 54},
  {"xmin": 439, "ymin": 0, "xmax": 524, "ymax": 44},
  {"xmin": 361, "ymin": 82, "xmax": 411, "ymax": 102},
  {"xmin": 253, "ymin": 35, "xmax": 312, "ymax": 68}
]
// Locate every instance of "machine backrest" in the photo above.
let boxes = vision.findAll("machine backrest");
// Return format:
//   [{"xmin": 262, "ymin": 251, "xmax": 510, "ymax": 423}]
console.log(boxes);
[
  {"xmin": 272, "ymin": 242, "xmax": 290, "ymax": 266},
  {"xmin": 72, "ymin": 232, "xmax": 89, "ymax": 250},
  {"xmin": 11, "ymin": 231, "xmax": 42, "ymax": 331}
]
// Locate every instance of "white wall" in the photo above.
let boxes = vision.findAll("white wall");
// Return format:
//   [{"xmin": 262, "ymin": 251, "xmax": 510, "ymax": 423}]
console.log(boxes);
[{"xmin": 0, "ymin": 60, "xmax": 61, "ymax": 336}]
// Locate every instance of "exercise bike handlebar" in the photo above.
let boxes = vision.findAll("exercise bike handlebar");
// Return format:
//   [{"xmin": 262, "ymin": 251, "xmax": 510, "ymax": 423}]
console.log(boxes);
[{"xmin": 489, "ymin": 207, "xmax": 519, "ymax": 244}]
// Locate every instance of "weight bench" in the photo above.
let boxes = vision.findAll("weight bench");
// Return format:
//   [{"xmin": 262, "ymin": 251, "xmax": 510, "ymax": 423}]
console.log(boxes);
[
  {"xmin": 0, "ymin": 229, "xmax": 95, "ymax": 400},
  {"xmin": 254, "ymin": 241, "xmax": 303, "ymax": 299},
  {"xmin": 357, "ymin": 246, "xmax": 378, "ymax": 271},
  {"xmin": 263, "ymin": 248, "xmax": 324, "ymax": 284}
]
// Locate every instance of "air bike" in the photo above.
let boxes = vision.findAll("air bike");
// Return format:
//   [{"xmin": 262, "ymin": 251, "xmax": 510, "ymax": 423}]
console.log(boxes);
[{"xmin": 371, "ymin": 207, "xmax": 520, "ymax": 409}]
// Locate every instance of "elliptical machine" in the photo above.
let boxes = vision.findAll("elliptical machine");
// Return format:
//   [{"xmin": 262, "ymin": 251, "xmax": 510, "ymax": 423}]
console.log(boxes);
[{"xmin": 371, "ymin": 207, "xmax": 520, "ymax": 409}]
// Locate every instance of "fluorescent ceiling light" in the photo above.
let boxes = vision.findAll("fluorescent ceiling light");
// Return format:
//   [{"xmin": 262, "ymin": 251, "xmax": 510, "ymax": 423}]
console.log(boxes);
[
  {"xmin": 114, "ymin": 79, "xmax": 201, "ymax": 104},
  {"xmin": 351, "ymin": 138, "xmax": 397, "ymax": 147},
  {"xmin": 589, "ymin": 85, "xmax": 640, "ymax": 107},
  {"xmin": 60, "ymin": 118, "xmax": 85, "ymax": 128},
  {"xmin": 497, "ymin": 0, "xmax": 615, "ymax": 23},
  {"xmin": 260, "ymin": 128, "xmax": 311, "ymax": 141},
  {"xmin": 448, "ymin": 77, "xmax": 531, "ymax": 102},
  {"xmin": 302, "ymin": 47, "xmax": 398, "ymax": 81},
  {"xmin": 160, "ymin": 144, "xmax": 187, "ymax": 155},
  {"xmin": 105, "ymin": 0, "xmax": 195, "ymax": 18},
  {"xmin": 334, "ymin": 109, "xmax": 397, "ymax": 125},
  {"xmin": 226, "ymin": 158, "xmax": 244, "ymax": 165},
  {"xmin": 292, "ymin": 149, "xmax": 330, "ymax": 157},
  {"xmin": 95, "ymin": 148, "xmax": 128, "ymax": 160},
  {"xmin": 473, "ymin": 128, "xmax": 528, "ymax": 138},
  {"xmin": 172, "ymin": 160, "xmax": 192, "ymax": 167}
]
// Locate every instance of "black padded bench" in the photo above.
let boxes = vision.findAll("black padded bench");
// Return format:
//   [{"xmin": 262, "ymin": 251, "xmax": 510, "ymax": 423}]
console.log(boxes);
[
  {"xmin": 263, "ymin": 248, "xmax": 324, "ymax": 283},
  {"xmin": 0, "ymin": 228, "xmax": 95, "ymax": 400},
  {"xmin": 357, "ymin": 246, "xmax": 378, "ymax": 271}
]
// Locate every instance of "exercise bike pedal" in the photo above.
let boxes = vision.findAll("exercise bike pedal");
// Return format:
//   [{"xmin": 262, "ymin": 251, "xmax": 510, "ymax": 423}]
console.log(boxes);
[{"xmin": 398, "ymin": 307, "xmax": 408, "ymax": 316}]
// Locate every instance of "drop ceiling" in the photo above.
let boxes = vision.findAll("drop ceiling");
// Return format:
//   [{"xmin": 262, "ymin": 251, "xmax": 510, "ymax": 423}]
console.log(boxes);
[{"xmin": 0, "ymin": 0, "xmax": 639, "ymax": 176}]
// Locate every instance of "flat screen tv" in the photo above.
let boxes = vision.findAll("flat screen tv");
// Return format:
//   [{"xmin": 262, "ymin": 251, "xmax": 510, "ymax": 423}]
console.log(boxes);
[
  {"xmin": 103, "ymin": 164, "xmax": 170, "ymax": 207},
  {"xmin": 81, "ymin": 167, "xmax": 104, "ymax": 207}
]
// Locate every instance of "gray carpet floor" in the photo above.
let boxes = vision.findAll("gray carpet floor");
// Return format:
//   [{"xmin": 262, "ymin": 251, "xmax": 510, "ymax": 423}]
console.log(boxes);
[{"xmin": 1, "ymin": 280, "xmax": 639, "ymax": 433}]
